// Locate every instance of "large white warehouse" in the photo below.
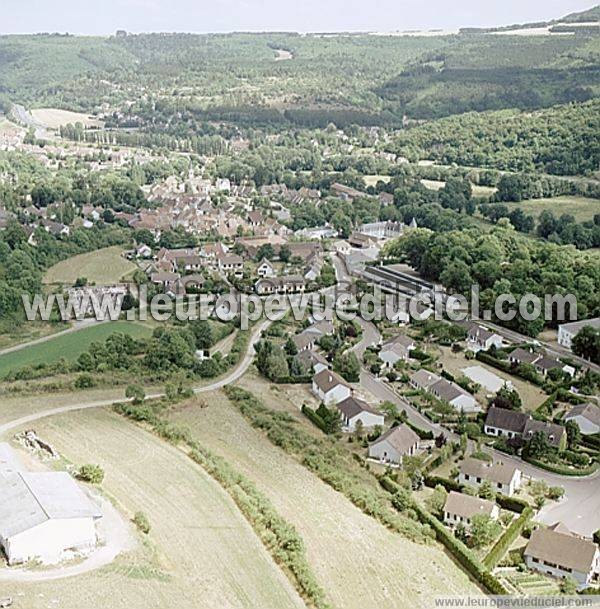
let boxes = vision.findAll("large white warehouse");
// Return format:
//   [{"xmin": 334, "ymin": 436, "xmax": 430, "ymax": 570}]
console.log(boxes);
[{"xmin": 0, "ymin": 446, "xmax": 102, "ymax": 565}]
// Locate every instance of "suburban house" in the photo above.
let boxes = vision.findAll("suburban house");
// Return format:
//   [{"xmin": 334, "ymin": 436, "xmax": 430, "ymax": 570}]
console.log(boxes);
[
  {"xmin": 429, "ymin": 378, "xmax": 480, "ymax": 413},
  {"xmin": 255, "ymin": 276, "xmax": 306, "ymax": 295},
  {"xmin": 484, "ymin": 407, "xmax": 530, "ymax": 439},
  {"xmin": 565, "ymin": 403, "xmax": 600, "ymax": 435},
  {"xmin": 379, "ymin": 335, "xmax": 416, "ymax": 369},
  {"xmin": 0, "ymin": 460, "xmax": 102, "ymax": 565},
  {"xmin": 218, "ymin": 254, "xmax": 244, "ymax": 277},
  {"xmin": 509, "ymin": 348, "xmax": 573, "ymax": 378},
  {"xmin": 483, "ymin": 407, "xmax": 567, "ymax": 450},
  {"xmin": 368, "ymin": 424, "xmax": 420, "ymax": 465},
  {"xmin": 466, "ymin": 324, "xmax": 503, "ymax": 353},
  {"xmin": 409, "ymin": 369, "xmax": 441, "ymax": 392},
  {"xmin": 294, "ymin": 349, "xmax": 328, "ymax": 375},
  {"xmin": 558, "ymin": 318, "xmax": 600, "ymax": 351},
  {"xmin": 305, "ymin": 319, "xmax": 335, "ymax": 338},
  {"xmin": 331, "ymin": 183, "xmax": 365, "ymax": 201},
  {"xmin": 175, "ymin": 254, "xmax": 204, "ymax": 273},
  {"xmin": 181, "ymin": 274, "xmax": 205, "ymax": 291},
  {"xmin": 443, "ymin": 491, "xmax": 499, "ymax": 529},
  {"xmin": 459, "ymin": 457, "xmax": 522, "ymax": 496},
  {"xmin": 312, "ymin": 369, "xmax": 352, "ymax": 405},
  {"xmin": 524, "ymin": 523, "xmax": 600, "ymax": 589},
  {"xmin": 292, "ymin": 330, "xmax": 316, "ymax": 352},
  {"xmin": 257, "ymin": 258, "xmax": 276, "ymax": 278},
  {"xmin": 336, "ymin": 396, "xmax": 384, "ymax": 432},
  {"xmin": 150, "ymin": 271, "xmax": 181, "ymax": 291}
]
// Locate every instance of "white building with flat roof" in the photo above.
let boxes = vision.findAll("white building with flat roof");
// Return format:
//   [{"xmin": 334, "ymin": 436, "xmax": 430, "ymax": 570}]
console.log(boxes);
[{"xmin": 558, "ymin": 318, "xmax": 600, "ymax": 350}]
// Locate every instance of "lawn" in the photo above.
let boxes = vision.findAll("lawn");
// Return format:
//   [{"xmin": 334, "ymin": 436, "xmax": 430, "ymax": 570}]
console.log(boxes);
[
  {"xmin": 30, "ymin": 108, "xmax": 104, "ymax": 129},
  {"xmin": 0, "ymin": 321, "xmax": 152, "ymax": 378},
  {"xmin": 504, "ymin": 196, "xmax": 600, "ymax": 222},
  {"xmin": 43, "ymin": 246, "xmax": 137, "ymax": 285},
  {"xmin": 1, "ymin": 408, "xmax": 305, "ymax": 609},
  {"xmin": 169, "ymin": 381, "xmax": 480, "ymax": 609}
]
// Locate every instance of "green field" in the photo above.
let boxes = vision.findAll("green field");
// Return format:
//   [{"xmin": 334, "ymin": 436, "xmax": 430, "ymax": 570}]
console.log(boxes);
[
  {"xmin": 504, "ymin": 196, "xmax": 600, "ymax": 222},
  {"xmin": 43, "ymin": 246, "xmax": 137, "ymax": 285},
  {"xmin": 0, "ymin": 321, "xmax": 152, "ymax": 378}
]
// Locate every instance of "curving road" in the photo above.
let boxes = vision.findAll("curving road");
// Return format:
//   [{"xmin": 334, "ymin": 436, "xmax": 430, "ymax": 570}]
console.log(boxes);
[{"xmin": 333, "ymin": 253, "xmax": 600, "ymax": 537}]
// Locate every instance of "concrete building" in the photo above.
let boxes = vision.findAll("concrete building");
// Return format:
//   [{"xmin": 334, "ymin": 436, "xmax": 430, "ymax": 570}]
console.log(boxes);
[
  {"xmin": 524, "ymin": 523, "xmax": 600, "ymax": 589},
  {"xmin": 443, "ymin": 491, "xmax": 499, "ymax": 529},
  {"xmin": 0, "ymin": 467, "xmax": 101, "ymax": 565},
  {"xmin": 558, "ymin": 318, "xmax": 600, "ymax": 351},
  {"xmin": 459, "ymin": 457, "xmax": 522, "ymax": 496},
  {"xmin": 368, "ymin": 424, "xmax": 420, "ymax": 466}
]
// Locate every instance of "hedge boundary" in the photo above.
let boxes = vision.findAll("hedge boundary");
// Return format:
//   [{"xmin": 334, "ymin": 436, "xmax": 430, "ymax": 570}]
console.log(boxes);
[{"xmin": 482, "ymin": 507, "xmax": 533, "ymax": 569}]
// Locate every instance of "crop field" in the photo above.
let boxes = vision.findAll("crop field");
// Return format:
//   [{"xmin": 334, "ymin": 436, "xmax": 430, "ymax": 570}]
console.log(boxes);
[
  {"xmin": 0, "ymin": 321, "xmax": 152, "ymax": 378},
  {"xmin": 0, "ymin": 408, "xmax": 305, "ymax": 609},
  {"xmin": 43, "ymin": 246, "xmax": 137, "ymax": 285},
  {"xmin": 504, "ymin": 196, "xmax": 600, "ymax": 222},
  {"xmin": 169, "ymin": 384, "xmax": 480, "ymax": 609},
  {"xmin": 30, "ymin": 108, "xmax": 104, "ymax": 129}
]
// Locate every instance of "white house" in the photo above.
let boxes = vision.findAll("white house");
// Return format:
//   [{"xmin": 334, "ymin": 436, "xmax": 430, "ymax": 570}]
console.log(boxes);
[
  {"xmin": 443, "ymin": 491, "xmax": 499, "ymax": 529},
  {"xmin": 257, "ymin": 258, "xmax": 276, "ymax": 278},
  {"xmin": 368, "ymin": 424, "xmax": 420, "ymax": 465},
  {"xmin": 0, "ymin": 471, "xmax": 102, "ymax": 565},
  {"xmin": 564, "ymin": 403, "xmax": 600, "ymax": 436},
  {"xmin": 312, "ymin": 369, "xmax": 351, "ymax": 405},
  {"xmin": 484, "ymin": 407, "xmax": 529, "ymax": 440},
  {"xmin": 379, "ymin": 335, "xmax": 415, "ymax": 369},
  {"xmin": 466, "ymin": 324, "xmax": 503, "ymax": 353},
  {"xmin": 336, "ymin": 396, "xmax": 384, "ymax": 432},
  {"xmin": 459, "ymin": 457, "xmax": 522, "ymax": 496},
  {"xmin": 292, "ymin": 330, "xmax": 316, "ymax": 352},
  {"xmin": 295, "ymin": 349, "xmax": 328, "ymax": 375},
  {"xmin": 558, "ymin": 318, "xmax": 600, "ymax": 351},
  {"xmin": 429, "ymin": 378, "xmax": 480, "ymax": 413},
  {"xmin": 524, "ymin": 523, "xmax": 600, "ymax": 589}
]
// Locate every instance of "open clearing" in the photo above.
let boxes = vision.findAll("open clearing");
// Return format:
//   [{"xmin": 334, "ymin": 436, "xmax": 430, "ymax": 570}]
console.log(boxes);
[
  {"xmin": 44, "ymin": 246, "xmax": 137, "ymax": 285},
  {"xmin": 420, "ymin": 178, "xmax": 497, "ymax": 197},
  {"xmin": 504, "ymin": 196, "xmax": 600, "ymax": 222},
  {"xmin": 43, "ymin": 246, "xmax": 136, "ymax": 285},
  {"xmin": 0, "ymin": 408, "xmax": 305, "ymax": 609},
  {"xmin": 0, "ymin": 321, "xmax": 152, "ymax": 378},
  {"xmin": 31, "ymin": 108, "xmax": 104, "ymax": 129},
  {"xmin": 364, "ymin": 174, "xmax": 392, "ymax": 187},
  {"xmin": 169, "ymin": 382, "xmax": 480, "ymax": 609}
]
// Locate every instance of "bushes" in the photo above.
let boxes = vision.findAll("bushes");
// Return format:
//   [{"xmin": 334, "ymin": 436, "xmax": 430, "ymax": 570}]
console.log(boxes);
[
  {"xmin": 482, "ymin": 507, "xmax": 533, "ymax": 569},
  {"xmin": 424, "ymin": 475, "xmax": 463, "ymax": 493},
  {"xmin": 133, "ymin": 511, "xmax": 151, "ymax": 534},
  {"xmin": 405, "ymin": 420, "xmax": 434, "ymax": 441},
  {"xmin": 381, "ymin": 477, "xmax": 508, "ymax": 595},
  {"xmin": 301, "ymin": 404, "xmax": 329, "ymax": 434},
  {"xmin": 77, "ymin": 464, "xmax": 105, "ymax": 484},
  {"xmin": 522, "ymin": 454, "xmax": 599, "ymax": 476},
  {"xmin": 496, "ymin": 494, "xmax": 530, "ymax": 514}
]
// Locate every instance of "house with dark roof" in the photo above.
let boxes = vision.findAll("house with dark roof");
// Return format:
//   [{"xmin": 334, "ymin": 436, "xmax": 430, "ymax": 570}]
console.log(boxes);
[
  {"xmin": 336, "ymin": 396, "xmax": 384, "ymax": 432},
  {"xmin": 368, "ymin": 424, "xmax": 420, "ymax": 465},
  {"xmin": 294, "ymin": 349, "xmax": 328, "ymax": 375},
  {"xmin": 292, "ymin": 330, "xmax": 317, "ymax": 353},
  {"xmin": 484, "ymin": 407, "xmax": 529, "ymax": 439},
  {"xmin": 523, "ymin": 420, "xmax": 567, "ymax": 450},
  {"xmin": 311, "ymin": 369, "xmax": 351, "ymax": 405},
  {"xmin": 558, "ymin": 318, "xmax": 600, "ymax": 351},
  {"xmin": 524, "ymin": 523, "xmax": 600, "ymax": 589},
  {"xmin": 459, "ymin": 457, "xmax": 522, "ymax": 496},
  {"xmin": 379, "ymin": 335, "xmax": 416, "ymax": 369},
  {"xmin": 466, "ymin": 324, "xmax": 503, "ymax": 353},
  {"xmin": 564, "ymin": 403, "xmax": 600, "ymax": 436}
]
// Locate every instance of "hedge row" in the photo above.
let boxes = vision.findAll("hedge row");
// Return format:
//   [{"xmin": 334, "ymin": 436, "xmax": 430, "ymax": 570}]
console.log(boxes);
[
  {"xmin": 406, "ymin": 420, "xmax": 434, "ymax": 441},
  {"xmin": 523, "ymin": 454, "xmax": 599, "ymax": 477},
  {"xmin": 482, "ymin": 507, "xmax": 533, "ymax": 569},
  {"xmin": 496, "ymin": 494, "xmax": 530, "ymax": 514},
  {"xmin": 381, "ymin": 477, "xmax": 508, "ymax": 595},
  {"xmin": 582, "ymin": 435, "xmax": 600, "ymax": 452},
  {"xmin": 301, "ymin": 404, "xmax": 328, "ymax": 433},
  {"xmin": 475, "ymin": 351, "xmax": 544, "ymax": 387},
  {"xmin": 424, "ymin": 475, "xmax": 464, "ymax": 493}
]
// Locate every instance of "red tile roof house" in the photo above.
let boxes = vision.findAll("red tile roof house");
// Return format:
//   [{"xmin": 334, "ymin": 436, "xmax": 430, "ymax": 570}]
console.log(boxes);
[
  {"xmin": 524, "ymin": 523, "xmax": 600, "ymax": 589},
  {"xmin": 336, "ymin": 396, "xmax": 384, "ymax": 432},
  {"xmin": 458, "ymin": 457, "xmax": 522, "ymax": 496},
  {"xmin": 311, "ymin": 369, "xmax": 351, "ymax": 405},
  {"xmin": 443, "ymin": 491, "xmax": 499, "ymax": 529},
  {"xmin": 368, "ymin": 424, "xmax": 420, "ymax": 466}
]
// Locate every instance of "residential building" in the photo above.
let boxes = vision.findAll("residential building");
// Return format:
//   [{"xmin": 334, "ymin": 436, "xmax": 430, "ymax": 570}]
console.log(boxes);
[
  {"xmin": 558, "ymin": 318, "xmax": 600, "ymax": 351},
  {"xmin": 409, "ymin": 369, "xmax": 441, "ymax": 392},
  {"xmin": 292, "ymin": 330, "xmax": 316, "ymax": 352},
  {"xmin": 336, "ymin": 396, "xmax": 384, "ymax": 432},
  {"xmin": 312, "ymin": 369, "xmax": 351, "ymax": 405},
  {"xmin": 443, "ymin": 491, "xmax": 499, "ymax": 528},
  {"xmin": 257, "ymin": 258, "xmax": 276, "ymax": 278},
  {"xmin": 255, "ymin": 276, "xmax": 306, "ymax": 295},
  {"xmin": 294, "ymin": 350, "xmax": 328, "ymax": 375},
  {"xmin": 522, "ymin": 419, "xmax": 567, "ymax": 451},
  {"xmin": 524, "ymin": 523, "xmax": 600, "ymax": 589},
  {"xmin": 218, "ymin": 254, "xmax": 244, "ymax": 277},
  {"xmin": 466, "ymin": 324, "xmax": 503, "ymax": 353},
  {"xmin": 459, "ymin": 457, "xmax": 522, "ymax": 496},
  {"xmin": 484, "ymin": 407, "xmax": 529, "ymax": 439},
  {"xmin": 429, "ymin": 378, "xmax": 480, "ymax": 413},
  {"xmin": 564, "ymin": 403, "xmax": 600, "ymax": 435},
  {"xmin": 379, "ymin": 335, "xmax": 416, "ymax": 369},
  {"xmin": 509, "ymin": 348, "xmax": 572, "ymax": 378},
  {"xmin": 368, "ymin": 424, "xmax": 420, "ymax": 465}
]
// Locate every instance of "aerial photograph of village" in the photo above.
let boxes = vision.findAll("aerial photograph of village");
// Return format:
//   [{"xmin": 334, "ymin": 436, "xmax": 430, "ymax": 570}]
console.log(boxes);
[{"xmin": 0, "ymin": 1, "xmax": 599, "ymax": 608}]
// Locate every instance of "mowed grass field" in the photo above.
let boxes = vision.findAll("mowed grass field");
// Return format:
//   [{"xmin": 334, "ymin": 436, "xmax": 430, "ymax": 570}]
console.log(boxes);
[
  {"xmin": 1, "ymin": 408, "xmax": 305, "ymax": 609},
  {"xmin": 169, "ymin": 382, "xmax": 480, "ymax": 609},
  {"xmin": 43, "ymin": 246, "xmax": 137, "ymax": 285},
  {"xmin": 0, "ymin": 321, "xmax": 152, "ymax": 378},
  {"xmin": 504, "ymin": 196, "xmax": 600, "ymax": 222},
  {"xmin": 31, "ymin": 108, "xmax": 104, "ymax": 129}
]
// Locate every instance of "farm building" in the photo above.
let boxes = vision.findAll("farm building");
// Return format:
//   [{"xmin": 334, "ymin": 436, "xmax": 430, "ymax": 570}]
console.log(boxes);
[{"xmin": 0, "ymin": 446, "xmax": 101, "ymax": 565}]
